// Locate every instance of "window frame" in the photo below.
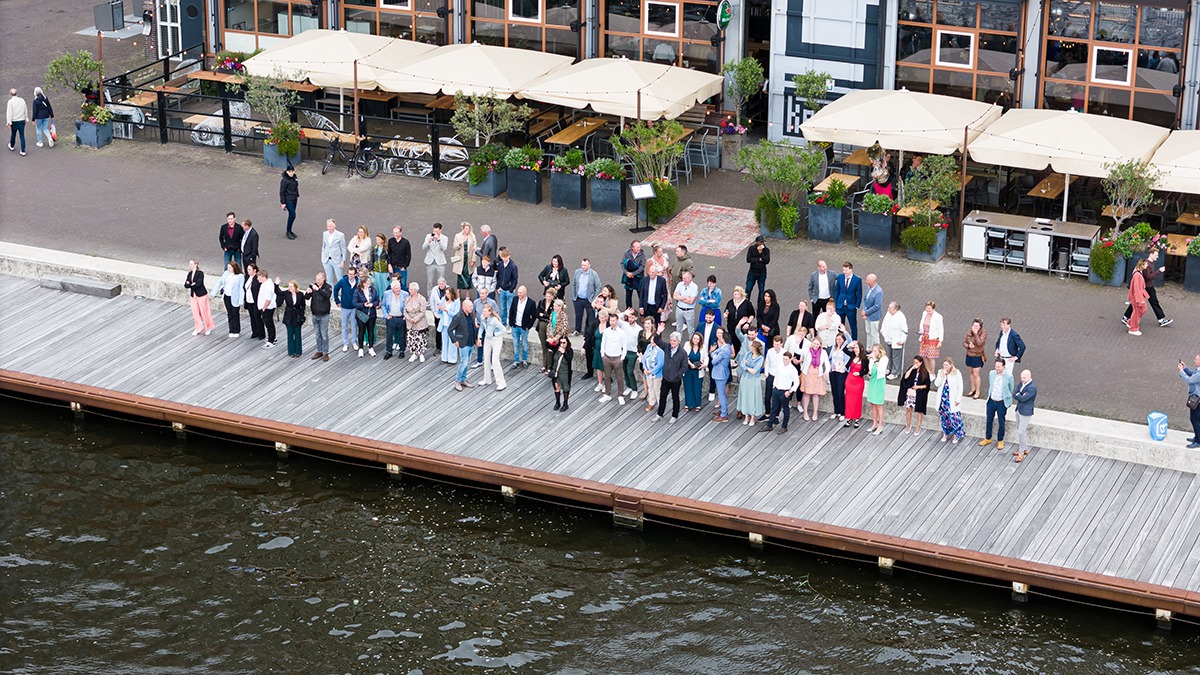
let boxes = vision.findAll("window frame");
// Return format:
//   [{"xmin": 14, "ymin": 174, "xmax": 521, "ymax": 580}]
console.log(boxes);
[
  {"xmin": 934, "ymin": 29, "xmax": 975, "ymax": 68},
  {"xmin": 644, "ymin": 1, "xmax": 680, "ymax": 38},
  {"xmin": 1090, "ymin": 44, "xmax": 1132, "ymax": 86},
  {"xmin": 508, "ymin": 0, "xmax": 542, "ymax": 23}
]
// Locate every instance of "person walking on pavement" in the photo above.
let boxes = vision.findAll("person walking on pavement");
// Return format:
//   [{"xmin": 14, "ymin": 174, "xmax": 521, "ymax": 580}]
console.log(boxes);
[
  {"xmin": 1178, "ymin": 355, "xmax": 1200, "ymax": 449},
  {"xmin": 31, "ymin": 87, "xmax": 53, "ymax": 148},
  {"xmin": 321, "ymin": 219, "xmax": 346, "ymax": 287},
  {"xmin": 980, "ymin": 359, "xmax": 1014, "ymax": 450},
  {"xmin": 1012, "ymin": 369, "xmax": 1037, "ymax": 462},
  {"xmin": 279, "ymin": 165, "xmax": 299, "ymax": 239},
  {"xmin": 7, "ymin": 88, "xmax": 28, "ymax": 156},
  {"xmin": 219, "ymin": 212, "xmax": 244, "ymax": 268},
  {"xmin": 423, "ymin": 222, "xmax": 449, "ymax": 294},
  {"xmin": 1123, "ymin": 248, "xmax": 1172, "ymax": 328},
  {"xmin": 745, "ymin": 236, "xmax": 770, "ymax": 306},
  {"xmin": 1126, "ymin": 259, "xmax": 1150, "ymax": 336}
]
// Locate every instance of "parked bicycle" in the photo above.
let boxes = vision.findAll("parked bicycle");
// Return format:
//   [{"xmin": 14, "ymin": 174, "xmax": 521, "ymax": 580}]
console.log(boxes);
[{"xmin": 322, "ymin": 135, "xmax": 382, "ymax": 179}]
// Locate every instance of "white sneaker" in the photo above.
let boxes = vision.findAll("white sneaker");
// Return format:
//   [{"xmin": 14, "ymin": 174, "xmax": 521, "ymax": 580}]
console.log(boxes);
[
  {"xmin": 204, "ymin": 329, "xmax": 211, "ymax": 335},
  {"xmin": 618, "ymin": 396, "xmax": 626, "ymax": 406},
  {"xmin": 342, "ymin": 345, "xmax": 349, "ymax": 353},
  {"xmin": 47, "ymin": 135, "xmax": 53, "ymax": 148},
  {"xmin": 192, "ymin": 330, "xmax": 201, "ymax": 336},
  {"xmin": 708, "ymin": 393, "xmax": 715, "ymax": 402},
  {"xmin": 419, "ymin": 354, "xmax": 426, "ymax": 363},
  {"xmin": 262, "ymin": 341, "xmax": 275, "ymax": 349},
  {"xmin": 496, "ymin": 385, "xmax": 506, "ymax": 391},
  {"xmin": 358, "ymin": 348, "xmax": 364, "ymax": 357},
  {"xmin": 623, "ymin": 388, "xmax": 633, "ymax": 397},
  {"xmin": 594, "ymin": 383, "xmax": 603, "ymax": 393},
  {"xmin": 471, "ymin": 362, "xmax": 482, "ymax": 369},
  {"xmin": 229, "ymin": 333, "xmax": 237, "ymax": 338},
  {"xmin": 36, "ymin": 142, "xmax": 43, "ymax": 148},
  {"xmin": 368, "ymin": 347, "xmax": 377, "ymax": 356},
  {"xmin": 599, "ymin": 395, "xmax": 612, "ymax": 403},
  {"xmin": 668, "ymin": 416, "xmax": 677, "ymax": 424},
  {"xmin": 409, "ymin": 354, "xmax": 418, "ymax": 362}
]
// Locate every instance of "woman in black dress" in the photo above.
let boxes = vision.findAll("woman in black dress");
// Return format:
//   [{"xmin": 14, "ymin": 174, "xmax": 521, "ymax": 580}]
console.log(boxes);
[
  {"xmin": 551, "ymin": 339, "xmax": 573, "ymax": 412},
  {"xmin": 280, "ymin": 279, "xmax": 307, "ymax": 358},
  {"xmin": 536, "ymin": 288, "xmax": 557, "ymax": 373},
  {"xmin": 724, "ymin": 285, "xmax": 754, "ymax": 354},
  {"xmin": 897, "ymin": 355, "xmax": 931, "ymax": 434},
  {"xmin": 538, "ymin": 254, "xmax": 570, "ymax": 300},
  {"xmin": 756, "ymin": 289, "xmax": 780, "ymax": 346}
]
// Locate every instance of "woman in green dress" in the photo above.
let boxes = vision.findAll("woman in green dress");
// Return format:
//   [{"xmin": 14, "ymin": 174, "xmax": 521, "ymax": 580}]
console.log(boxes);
[{"xmin": 866, "ymin": 343, "xmax": 889, "ymax": 435}]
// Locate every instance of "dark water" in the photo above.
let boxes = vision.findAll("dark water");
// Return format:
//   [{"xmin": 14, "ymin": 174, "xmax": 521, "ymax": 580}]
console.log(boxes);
[{"xmin": 2, "ymin": 399, "xmax": 1198, "ymax": 674}]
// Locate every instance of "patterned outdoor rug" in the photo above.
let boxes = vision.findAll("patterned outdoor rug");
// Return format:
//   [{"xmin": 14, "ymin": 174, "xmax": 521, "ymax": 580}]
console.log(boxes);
[{"xmin": 643, "ymin": 203, "xmax": 758, "ymax": 259}]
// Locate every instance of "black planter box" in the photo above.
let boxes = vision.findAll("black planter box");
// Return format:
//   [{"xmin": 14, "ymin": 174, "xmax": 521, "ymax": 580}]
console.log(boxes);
[
  {"xmin": 858, "ymin": 212, "xmax": 894, "ymax": 250},
  {"xmin": 1185, "ymin": 255, "xmax": 1200, "ymax": 293},
  {"xmin": 468, "ymin": 169, "xmax": 506, "ymax": 197},
  {"xmin": 808, "ymin": 204, "xmax": 845, "ymax": 243},
  {"xmin": 551, "ymin": 172, "xmax": 586, "ymax": 210},
  {"xmin": 590, "ymin": 178, "xmax": 625, "ymax": 214},
  {"xmin": 507, "ymin": 168, "xmax": 542, "ymax": 204},
  {"xmin": 76, "ymin": 120, "xmax": 113, "ymax": 148}
]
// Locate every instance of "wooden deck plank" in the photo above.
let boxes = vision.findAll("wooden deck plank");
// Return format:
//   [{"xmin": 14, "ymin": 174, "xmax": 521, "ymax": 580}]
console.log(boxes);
[
  {"xmin": 1035, "ymin": 456, "xmax": 1133, "ymax": 568},
  {"xmin": 1055, "ymin": 460, "xmax": 1138, "ymax": 570}
]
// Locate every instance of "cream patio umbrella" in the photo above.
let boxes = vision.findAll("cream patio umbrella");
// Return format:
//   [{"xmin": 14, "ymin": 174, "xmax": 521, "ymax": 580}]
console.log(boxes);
[
  {"xmin": 375, "ymin": 42, "xmax": 573, "ymax": 97},
  {"xmin": 516, "ymin": 56, "xmax": 724, "ymax": 120},
  {"xmin": 1149, "ymin": 130, "xmax": 1200, "ymax": 194},
  {"xmin": 799, "ymin": 88, "xmax": 1001, "ymax": 154},
  {"xmin": 968, "ymin": 108, "xmax": 1170, "ymax": 220}
]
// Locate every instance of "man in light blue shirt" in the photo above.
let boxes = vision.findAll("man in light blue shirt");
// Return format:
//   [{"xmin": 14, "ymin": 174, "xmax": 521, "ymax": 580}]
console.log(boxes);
[
  {"xmin": 1180, "ymin": 354, "xmax": 1200, "ymax": 448},
  {"xmin": 981, "ymin": 359, "xmax": 1015, "ymax": 450},
  {"xmin": 572, "ymin": 258, "xmax": 602, "ymax": 335},
  {"xmin": 380, "ymin": 279, "xmax": 408, "ymax": 359},
  {"xmin": 673, "ymin": 270, "xmax": 699, "ymax": 339}
]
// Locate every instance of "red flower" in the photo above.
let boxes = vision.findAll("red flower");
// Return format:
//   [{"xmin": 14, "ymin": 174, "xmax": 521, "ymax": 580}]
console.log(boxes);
[{"xmin": 1103, "ymin": 241, "xmax": 1114, "ymax": 248}]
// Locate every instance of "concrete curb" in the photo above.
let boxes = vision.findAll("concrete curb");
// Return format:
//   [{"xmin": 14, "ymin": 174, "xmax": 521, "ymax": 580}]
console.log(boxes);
[{"xmin": 2, "ymin": 240, "xmax": 1196, "ymax": 475}]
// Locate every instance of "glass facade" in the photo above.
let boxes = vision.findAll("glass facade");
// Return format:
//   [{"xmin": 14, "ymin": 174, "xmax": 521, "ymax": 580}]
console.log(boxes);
[
  {"xmin": 224, "ymin": 0, "xmax": 321, "ymax": 41},
  {"xmin": 469, "ymin": 0, "xmax": 580, "ymax": 58},
  {"xmin": 601, "ymin": 0, "xmax": 720, "ymax": 73},
  {"xmin": 896, "ymin": 0, "xmax": 1023, "ymax": 103},
  {"xmin": 343, "ymin": 0, "xmax": 450, "ymax": 44},
  {"xmin": 1041, "ymin": 1, "xmax": 1184, "ymax": 127}
]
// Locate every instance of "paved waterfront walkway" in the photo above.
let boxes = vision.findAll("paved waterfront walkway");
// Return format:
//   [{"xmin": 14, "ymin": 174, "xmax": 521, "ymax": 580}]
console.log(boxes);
[{"xmin": 2, "ymin": 275, "xmax": 1199, "ymax": 602}]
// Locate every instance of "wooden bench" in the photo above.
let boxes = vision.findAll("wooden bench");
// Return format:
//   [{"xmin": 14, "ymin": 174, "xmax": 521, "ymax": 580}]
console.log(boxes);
[{"xmin": 38, "ymin": 274, "xmax": 121, "ymax": 299}]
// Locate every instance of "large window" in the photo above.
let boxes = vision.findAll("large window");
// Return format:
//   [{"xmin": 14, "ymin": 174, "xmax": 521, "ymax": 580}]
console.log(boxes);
[
  {"xmin": 897, "ymin": 0, "xmax": 1023, "ymax": 103},
  {"xmin": 342, "ymin": 0, "xmax": 450, "ymax": 45},
  {"xmin": 1041, "ymin": 1, "xmax": 1185, "ymax": 127},
  {"xmin": 600, "ymin": 0, "xmax": 719, "ymax": 73},
  {"xmin": 224, "ymin": 0, "xmax": 319, "ymax": 39},
  {"xmin": 469, "ymin": 0, "xmax": 579, "ymax": 58}
]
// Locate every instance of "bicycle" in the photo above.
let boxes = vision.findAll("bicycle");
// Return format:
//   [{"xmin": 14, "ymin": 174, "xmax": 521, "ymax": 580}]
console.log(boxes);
[{"xmin": 321, "ymin": 134, "xmax": 382, "ymax": 179}]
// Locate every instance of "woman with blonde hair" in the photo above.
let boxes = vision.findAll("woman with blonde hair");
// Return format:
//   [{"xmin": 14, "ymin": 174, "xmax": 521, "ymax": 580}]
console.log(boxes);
[
  {"xmin": 280, "ymin": 279, "xmax": 306, "ymax": 357},
  {"xmin": 347, "ymin": 225, "xmax": 372, "ymax": 269},
  {"xmin": 799, "ymin": 336, "xmax": 829, "ymax": 422},
  {"xmin": 451, "ymin": 222, "xmax": 478, "ymax": 294},
  {"xmin": 866, "ymin": 343, "xmax": 889, "ymax": 434},
  {"xmin": 212, "ymin": 260, "xmax": 244, "ymax": 337},
  {"xmin": 934, "ymin": 357, "xmax": 965, "ymax": 444},
  {"xmin": 184, "ymin": 259, "xmax": 216, "ymax": 336},
  {"xmin": 736, "ymin": 326, "xmax": 764, "ymax": 425}
]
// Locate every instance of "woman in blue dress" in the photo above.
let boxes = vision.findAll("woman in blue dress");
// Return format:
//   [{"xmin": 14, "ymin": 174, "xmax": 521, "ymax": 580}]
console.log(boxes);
[
  {"xmin": 709, "ymin": 331, "xmax": 733, "ymax": 421},
  {"xmin": 736, "ymin": 326, "xmax": 764, "ymax": 426},
  {"xmin": 683, "ymin": 332, "xmax": 706, "ymax": 411},
  {"xmin": 438, "ymin": 287, "xmax": 460, "ymax": 364}
]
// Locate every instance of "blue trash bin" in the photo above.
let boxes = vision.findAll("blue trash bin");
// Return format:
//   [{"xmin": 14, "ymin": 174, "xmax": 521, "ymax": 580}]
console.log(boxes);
[{"xmin": 1147, "ymin": 412, "xmax": 1168, "ymax": 441}]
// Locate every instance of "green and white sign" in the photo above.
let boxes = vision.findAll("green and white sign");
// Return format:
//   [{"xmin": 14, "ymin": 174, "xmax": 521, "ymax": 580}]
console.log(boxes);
[{"xmin": 717, "ymin": 0, "xmax": 733, "ymax": 30}]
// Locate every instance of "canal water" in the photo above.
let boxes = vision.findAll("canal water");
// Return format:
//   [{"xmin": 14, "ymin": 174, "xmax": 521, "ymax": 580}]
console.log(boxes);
[{"xmin": 2, "ymin": 399, "xmax": 1197, "ymax": 673}]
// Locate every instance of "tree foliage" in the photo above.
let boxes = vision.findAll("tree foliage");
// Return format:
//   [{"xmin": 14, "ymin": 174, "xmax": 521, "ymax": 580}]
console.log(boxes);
[
  {"xmin": 242, "ymin": 67, "xmax": 301, "ymax": 127},
  {"xmin": 737, "ymin": 140, "xmax": 823, "ymax": 208},
  {"xmin": 723, "ymin": 58, "xmax": 765, "ymax": 126},
  {"xmin": 44, "ymin": 50, "xmax": 103, "ymax": 95},
  {"xmin": 792, "ymin": 69, "xmax": 832, "ymax": 114},
  {"xmin": 1102, "ymin": 158, "xmax": 1162, "ymax": 232},
  {"xmin": 450, "ymin": 91, "xmax": 532, "ymax": 147},
  {"xmin": 902, "ymin": 154, "xmax": 960, "ymax": 221},
  {"xmin": 610, "ymin": 119, "xmax": 686, "ymax": 182}
]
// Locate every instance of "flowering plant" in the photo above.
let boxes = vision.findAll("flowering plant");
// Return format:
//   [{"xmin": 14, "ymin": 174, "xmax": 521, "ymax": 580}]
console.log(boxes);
[
  {"xmin": 807, "ymin": 177, "xmax": 847, "ymax": 208},
  {"xmin": 862, "ymin": 192, "xmax": 894, "ymax": 215},
  {"xmin": 468, "ymin": 143, "xmax": 506, "ymax": 184},
  {"xmin": 550, "ymin": 148, "xmax": 586, "ymax": 175},
  {"xmin": 264, "ymin": 121, "xmax": 303, "ymax": 157},
  {"xmin": 80, "ymin": 102, "xmax": 113, "ymax": 124},
  {"xmin": 219, "ymin": 57, "xmax": 246, "ymax": 72},
  {"xmin": 584, "ymin": 157, "xmax": 626, "ymax": 181},
  {"xmin": 718, "ymin": 117, "xmax": 749, "ymax": 136},
  {"xmin": 504, "ymin": 145, "xmax": 542, "ymax": 172}
]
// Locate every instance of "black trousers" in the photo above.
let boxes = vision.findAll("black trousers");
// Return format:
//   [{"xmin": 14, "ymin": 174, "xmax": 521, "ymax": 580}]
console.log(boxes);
[
  {"xmin": 829, "ymin": 371, "xmax": 847, "ymax": 415},
  {"xmin": 624, "ymin": 283, "xmax": 640, "ymax": 309},
  {"xmin": 246, "ymin": 303, "xmax": 264, "ymax": 339},
  {"xmin": 261, "ymin": 308, "xmax": 276, "ymax": 343},
  {"xmin": 656, "ymin": 379, "xmax": 682, "ymax": 418},
  {"xmin": 761, "ymin": 374, "xmax": 775, "ymax": 415},
  {"xmin": 1123, "ymin": 286, "xmax": 1166, "ymax": 322},
  {"xmin": 573, "ymin": 297, "xmax": 590, "ymax": 333},
  {"xmin": 224, "ymin": 295, "xmax": 241, "ymax": 334},
  {"xmin": 583, "ymin": 342, "xmax": 596, "ymax": 377},
  {"xmin": 813, "ymin": 297, "xmax": 830, "ymax": 314},
  {"xmin": 1189, "ymin": 404, "xmax": 1200, "ymax": 442},
  {"xmin": 643, "ymin": 304, "xmax": 664, "ymax": 326}
]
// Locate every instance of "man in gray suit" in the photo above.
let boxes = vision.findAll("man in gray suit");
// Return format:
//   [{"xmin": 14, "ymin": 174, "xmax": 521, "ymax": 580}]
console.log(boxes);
[
  {"xmin": 321, "ymin": 219, "xmax": 346, "ymax": 287},
  {"xmin": 423, "ymin": 222, "xmax": 449, "ymax": 294},
  {"xmin": 807, "ymin": 259, "xmax": 836, "ymax": 314}
]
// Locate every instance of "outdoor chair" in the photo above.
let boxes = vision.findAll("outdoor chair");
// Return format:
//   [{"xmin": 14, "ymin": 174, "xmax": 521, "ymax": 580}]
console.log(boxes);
[
  {"xmin": 685, "ymin": 130, "xmax": 710, "ymax": 178},
  {"xmin": 847, "ymin": 188, "xmax": 870, "ymax": 240},
  {"xmin": 1072, "ymin": 203, "xmax": 1096, "ymax": 224}
]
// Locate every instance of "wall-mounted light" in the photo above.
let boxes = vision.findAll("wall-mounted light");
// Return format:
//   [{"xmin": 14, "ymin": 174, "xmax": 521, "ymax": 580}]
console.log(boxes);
[{"xmin": 570, "ymin": 19, "xmax": 586, "ymax": 33}]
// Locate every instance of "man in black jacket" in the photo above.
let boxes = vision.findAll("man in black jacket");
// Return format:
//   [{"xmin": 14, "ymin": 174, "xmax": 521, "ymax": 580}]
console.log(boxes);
[
  {"xmin": 654, "ymin": 327, "xmax": 688, "ymax": 423},
  {"xmin": 240, "ymin": 219, "xmax": 259, "ymax": 269},
  {"xmin": 508, "ymin": 285, "xmax": 538, "ymax": 368},
  {"xmin": 219, "ymin": 211, "xmax": 244, "ymax": 268},
  {"xmin": 387, "ymin": 225, "xmax": 412, "ymax": 287},
  {"xmin": 279, "ymin": 165, "xmax": 299, "ymax": 240},
  {"xmin": 305, "ymin": 272, "xmax": 333, "ymax": 362},
  {"xmin": 581, "ymin": 295, "xmax": 601, "ymax": 379},
  {"xmin": 638, "ymin": 265, "xmax": 669, "ymax": 325},
  {"xmin": 448, "ymin": 300, "xmax": 478, "ymax": 390},
  {"xmin": 745, "ymin": 236, "xmax": 770, "ymax": 306}
]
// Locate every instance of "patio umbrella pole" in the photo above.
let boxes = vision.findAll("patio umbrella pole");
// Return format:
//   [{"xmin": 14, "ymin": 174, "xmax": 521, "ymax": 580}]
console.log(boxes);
[
  {"xmin": 958, "ymin": 125, "xmax": 968, "ymax": 241},
  {"xmin": 353, "ymin": 60, "xmax": 360, "ymax": 140},
  {"xmin": 338, "ymin": 88, "xmax": 345, "ymax": 131},
  {"xmin": 1061, "ymin": 172, "xmax": 1070, "ymax": 221}
]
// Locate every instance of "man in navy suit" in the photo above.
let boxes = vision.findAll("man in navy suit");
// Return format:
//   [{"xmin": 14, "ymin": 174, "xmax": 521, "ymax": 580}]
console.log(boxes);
[
  {"xmin": 639, "ymin": 264, "xmax": 669, "ymax": 326},
  {"xmin": 994, "ymin": 317, "xmax": 1026, "ymax": 376},
  {"xmin": 833, "ymin": 261, "xmax": 862, "ymax": 342},
  {"xmin": 240, "ymin": 219, "xmax": 260, "ymax": 269}
]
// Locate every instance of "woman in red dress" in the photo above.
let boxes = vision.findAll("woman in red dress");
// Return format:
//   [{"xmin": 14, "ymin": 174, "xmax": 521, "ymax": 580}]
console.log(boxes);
[{"xmin": 843, "ymin": 341, "xmax": 866, "ymax": 428}]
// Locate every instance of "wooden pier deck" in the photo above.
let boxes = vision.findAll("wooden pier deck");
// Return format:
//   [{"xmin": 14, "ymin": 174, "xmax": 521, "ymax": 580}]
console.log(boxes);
[{"xmin": 1, "ymin": 274, "xmax": 1198, "ymax": 619}]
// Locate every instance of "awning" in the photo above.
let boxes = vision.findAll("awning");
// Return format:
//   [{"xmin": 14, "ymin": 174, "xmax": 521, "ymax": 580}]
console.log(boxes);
[
  {"xmin": 375, "ymin": 42, "xmax": 573, "ymax": 97},
  {"xmin": 1149, "ymin": 130, "xmax": 1200, "ymax": 194},
  {"xmin": 517, "ymin": 57, "xmax": 724, "ymax": 120},
  {"xmin": 799, "ymin": 88, "xmax": 1001, "ymax": 155},
  {"xmin": 242, "ymin": 29, "xmax": 436, "ymax": 90}
]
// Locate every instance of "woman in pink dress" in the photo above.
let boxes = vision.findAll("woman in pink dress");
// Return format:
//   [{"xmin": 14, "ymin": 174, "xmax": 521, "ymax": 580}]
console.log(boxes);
[
  {"xmin": 843, "ymin": 341, "xmax": 866, "ymax": 428},
  {"xmin": 1127, "ymin": 259, "xmax": 1149, "ymax": 336}
]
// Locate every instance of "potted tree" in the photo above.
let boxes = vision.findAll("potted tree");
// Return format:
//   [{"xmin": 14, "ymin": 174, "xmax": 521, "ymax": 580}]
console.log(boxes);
[
  {"xmin": 720, "ymin": 57, "xmax": 764, "ymax": 170},
  {"xmin": 467, "ymin": 143, "xmax": 508, "ymax": 197},
  {"xmin": 793, "ymin": 69, "xmax": 834, "ymax": 173},
  {"xmin": 736, "ymin": 140, "xmax": 822, "ymax": 239},
  {"xmin": 900, "ymin": 210, "xmax": 950, "ymax": 262},
  {"xmin": 1088, "ymin": 231, "xmax": 1125, "ymax": 287},
  {"xmin": 807, "ymin": 178, "xmax": 848, "ymax": 243},
  {"xmin": 1173, "ymin": 236, "xmax": 1200, "ymax": 293},
  {"xmin": 505, "ymin": 145, "xmax": 543, "ymax": 204},
  {"xmin": 242, "ymin": 68, "xmax": 302, "ymax": 168},
  {"xmin": 44, "ymin": 49, "xmax": 107, "ymax": 148},
  {"xmin": 550, "ymin": 148, "xmax": 587, "ymax": 210},
  {"xmin": 611, "ymin": 120, "xmax": 686, "ymax": 222},
  {"xmin": 858, "ymin": 193, "xmax": 896, "ymax": 251},
  {"xmin": 1101, "ymin": 158, "xmax": 1161, "ymax": 232},
  {"xmin": 585, "ymin": 158, "xmax": 627, "ymax": 214}
]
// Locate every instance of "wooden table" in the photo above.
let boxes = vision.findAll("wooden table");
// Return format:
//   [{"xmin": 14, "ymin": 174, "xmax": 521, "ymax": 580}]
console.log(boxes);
[
  {"xmin": 356, "ymin": 89, "xmax": 396, "ymax": 103},
  {"xmin": 813, "ymin": 172, "xmax": 861, "ymax": 193},
  {"xmin": 188, "ymin": 70, "xmax": 242, "ymax": 84},
  {"xmin": 845, "ymin": 147, "xmax": 871, "ymax": 166},
  {"xmin": 280, "ymin": 81, "xmax": 319, "ymax": 93},
  {"xmin": 544, "ymin": 117, "xmax": 608, "ymax": 146},
  {"xmin": 1164, "ymin": 233, "xmax": 1192, "ymax": 257},
  {"xmin": 429, "ymin": 94, "xmax": 458, "ymax": 110},
  {"xmin": 182, "ymin": 112, "xmax": 215, "ymax": 126},
  {"xmin": 1028, "ymin": 173, "xmax": 1077, "ymax": 200},
  {"xmin": 895, "ymin": 200, "xmax": 939, "ymax": 219},
  {"xmin": 125, "ymin": 90, "xmax": 159, "ymax": 107},
  {"xmin": 1174, "ymin": 211, "xmax": 1200, "ymax": 228}
]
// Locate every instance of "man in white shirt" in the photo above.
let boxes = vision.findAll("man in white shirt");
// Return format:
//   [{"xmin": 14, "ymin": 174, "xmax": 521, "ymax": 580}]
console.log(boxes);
[
  {"xmin": 807, "ymin": 260, "xmax": 835, "ymax": 313},
  {"xmin": 672, "ymin": 270, "xmax": 699, "ymax": 339},
  {"xmin": 879, "ymin": 302, "xmax": 908, "ymax": 380},
  {"xmin": 761, "ymin": 351, "xmax": 799, "ymax": 433},
  {"xmin": 599, "ymin": 314, "xmax": 628, "ymax": 405},
  {"xmin": 257, "ymin": 269, "xmax": 278, "ymax": 348},
  {"xmin": 7, "ymin": 89, "xmax": 28, "ymax": 156},
  {"xmin": 758, "ymin": 334, "xmax": 785, "ymax": 422}
]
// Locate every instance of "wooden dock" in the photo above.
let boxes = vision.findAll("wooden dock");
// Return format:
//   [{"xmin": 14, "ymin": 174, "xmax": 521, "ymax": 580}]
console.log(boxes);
[{"xmin": 1, "ymin": 275, "xmax": 1198, "ymax": 621}]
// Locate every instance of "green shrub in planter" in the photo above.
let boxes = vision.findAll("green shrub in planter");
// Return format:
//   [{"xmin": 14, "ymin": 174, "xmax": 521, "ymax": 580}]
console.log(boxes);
[
  {"xmin": 504, "ymin": 145, "xmax": 542, "ymax": 172},
  {"xmin": 862, "ymin": 193, "xmax": 895, "ymax": 215},
  {"xmin": 780, "ymin": 203, "xmax": 800, "ymax": 239},
  {"xmin": 1089, "ymin": 242, "xmax": 1118, "ymax": 283},
  {"xmin": 468, "ymin": 143, "xmax": 507, "ymax": 185},
  {"xmin": 900, "ymin": 225, "xmax": 941, "ymax": 253},
  {"xmin": 647, "ymin": 178, "xmax": 678, "ymax": 222},
  {"xmin": 754, "ymin": 192, "xmax": 782, "ymax": 232}
]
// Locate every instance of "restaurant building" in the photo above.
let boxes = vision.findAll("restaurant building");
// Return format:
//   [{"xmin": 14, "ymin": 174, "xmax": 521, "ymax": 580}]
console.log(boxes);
[{"xmin": 162, "ymin": 0, "xmax": 1195, "ymax": 134}]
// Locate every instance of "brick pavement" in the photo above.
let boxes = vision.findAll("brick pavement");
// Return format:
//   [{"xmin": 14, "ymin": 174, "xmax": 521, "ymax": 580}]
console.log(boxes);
[{"xmin": 0, "ymin": 0, "xmax": 1195, "ymax": 432}]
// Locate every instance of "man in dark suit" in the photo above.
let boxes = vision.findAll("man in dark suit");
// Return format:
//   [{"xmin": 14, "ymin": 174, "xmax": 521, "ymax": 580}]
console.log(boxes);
[
  {"xmin": 240, "ymin": 219, "xmax": 259, "ymax": 270},
  {"xmin": 994, "ymin": 317, "xmax": 1026, "ymax": 376},
  {"xmin": 638, "ymin": 265, "xmax": 669, "ymax": 326},
  {"xmin": 508, "ymin": 285, "xmax": 539, "ymax": 368},
  {"xmin": 807, "ymin": 260, "xmax": 836, "ymax": 313},
  {"xmin": 786, "ymin": 299, "xmax": 815, "ymax": 336},
  {"xmin": 219, "ymin": 211, "xmax": 243, "ymax": 268},
  {"xmin": 654, "ymin": 326, "xmax": 688, "ymax": 423},
  {"xmin": 833, "ymin": 261, "xmax": 862, "ymax": 341}
]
